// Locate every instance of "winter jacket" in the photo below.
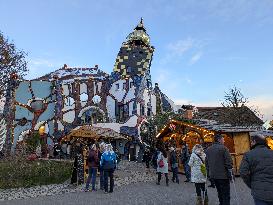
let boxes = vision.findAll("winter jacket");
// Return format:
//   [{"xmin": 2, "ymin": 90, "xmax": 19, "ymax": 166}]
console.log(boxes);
[
  {"xmin": 88, "ymin": 150, "xmax": 99, "ymax": 168},
  {"xmin": 181, "ymin": 145, "xmax": 190, "ymax": 163},
  {"xmin": 170, "ymin": 150, "xmax": 178, "ymax": 168},
  {"xmin": 206, "ymin": 142, "xmax": 233, "ymax": 179},
  {"xmin": 157, "ymin": 152, "xmax": 168, "ymax": 174},
  {"xmin": 188, "ymin": 152, "xmax": 206, "ymax": 183},
  {"xmin": 100, "ymin": 151, "xmax": 117, "ymax": 171},
  {"xmin": 143, "ymin": 150, "xmax": 151, "ymax": 162},
  {"xmin": 240, "ymin": 144, "xmax": 273, "ymax": 202}
]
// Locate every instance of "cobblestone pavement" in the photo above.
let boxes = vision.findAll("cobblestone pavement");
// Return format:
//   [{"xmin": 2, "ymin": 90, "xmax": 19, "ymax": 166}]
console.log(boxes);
[{"xmin": 0, "ymin": 161, "xmax": 254, "ymax": 205}]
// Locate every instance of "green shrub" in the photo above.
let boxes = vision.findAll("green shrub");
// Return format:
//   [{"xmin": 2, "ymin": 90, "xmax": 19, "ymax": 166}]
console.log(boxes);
[{"xmin": 0, "ymin": 157, "xmax": 73, "ymax": 189}]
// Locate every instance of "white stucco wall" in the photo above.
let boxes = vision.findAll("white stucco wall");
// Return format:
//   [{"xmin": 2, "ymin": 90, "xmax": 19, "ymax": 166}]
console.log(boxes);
[
  {"xmin": 63, "ymin": 110, "xmax": 75, "ymax": 123},
  {"xmin": 151, "ymin": 93, "xmax": 157, "ymax": 115},
  {"xmin": 97, "ymin": 82, "xmax": 102, "ymax": 93},
  {"xmin": 109, "ymin": 79, "xmax": 127, "ymax": 103},
  {"xmin": 62, "ymin": 84, "xmax": 70, "ymax": 96},
  {"xmin": 80, "ymin": 83, "xmax": 87, "ymax": 94},
  {"xmin": 106, "ymin": 96, "xmax": 116, "ymax": 121},
  {"xmin": 93, "ymin": 115, "xmax": 138, "ymax": 133},
  {"xmin": 62, "ymin": 102, "xmax": 75, "ymax": 112},
  {"xmin": 137, "ymin": 103, "xmax": 140, "ymax": 115},
  {"xmin": 129, "ymin": 101, "xmax": 134, "ymax": 116}
]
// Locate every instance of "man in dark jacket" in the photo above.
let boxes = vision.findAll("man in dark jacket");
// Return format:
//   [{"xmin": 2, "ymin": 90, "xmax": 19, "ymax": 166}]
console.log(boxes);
[
  {"xmin": 170, "ymin": 147, "xmax": 179, "ymax": 183},
  {"xmin": 181, "ymin": 142, "xmax": 191, "ymax": 182},
  {"xmin": 143, "ymin": 148, "xmax": 152, "ymax": 168},
  {"xmin": 206, "ymin": 134, "xmax": 233, "ymax": 205},
  {"xmin": 240, "ymin": 134, "xmax": 273, "ymax": 205}
]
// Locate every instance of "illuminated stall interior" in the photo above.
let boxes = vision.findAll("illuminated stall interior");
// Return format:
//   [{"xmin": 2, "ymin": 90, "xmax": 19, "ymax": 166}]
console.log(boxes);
[{"xmin": 156, "ymin": 119, "xmax": 256, "ymax": 174}]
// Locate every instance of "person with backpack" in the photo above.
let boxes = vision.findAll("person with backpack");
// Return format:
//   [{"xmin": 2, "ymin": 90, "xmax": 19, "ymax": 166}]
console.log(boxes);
[
  {"xmin": 188, "ymin": 144, "xmax": 208, "ymax": 205},
  {"xmin": 100, "ymin": 144, "xmax": 117, "ymax": 193},
  {"xmin": 156, "ymin": 146, "xmax": 169, "ymax": 186},
  {"xmin": 181, "ymin": 141, "xmax": 191, "ymax": 182},
  {"xmin": 85, "ymin": 144, "xmax": 99, "ymax": 192},
  {"xmin": 170, "ymin": 147, "xmax": 179, "ymax": 184}
]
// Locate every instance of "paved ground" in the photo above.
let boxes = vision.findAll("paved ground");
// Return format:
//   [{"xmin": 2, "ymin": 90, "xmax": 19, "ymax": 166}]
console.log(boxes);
[{"xmin": 1, "ymin": 175, "xmax": 254, "ymax": 205}]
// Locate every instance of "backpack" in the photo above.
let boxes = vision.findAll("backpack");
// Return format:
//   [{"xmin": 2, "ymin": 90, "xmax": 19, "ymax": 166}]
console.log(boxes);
[{"xmin": 102, "ymin": 152, "xmax": 116, "ymax": 170}]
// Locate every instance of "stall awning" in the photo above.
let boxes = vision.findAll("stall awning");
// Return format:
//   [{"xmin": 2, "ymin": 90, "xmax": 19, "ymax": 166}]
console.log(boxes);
[{"xmin": 61, "ymin": 125, "xmax": 130, "ymax": 142}]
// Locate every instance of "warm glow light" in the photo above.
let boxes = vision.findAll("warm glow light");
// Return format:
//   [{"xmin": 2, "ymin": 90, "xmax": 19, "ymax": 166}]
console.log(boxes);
[{"xmin": 39, "ymin": 126, "xmax": 45, "ymax": 135}]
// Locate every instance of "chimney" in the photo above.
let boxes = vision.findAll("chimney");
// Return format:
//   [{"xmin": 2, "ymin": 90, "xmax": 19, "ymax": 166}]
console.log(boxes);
[
  {"xmin": 182, "ymin": 105, "xmax": 194, "ymax": 119},
  {"xmin": 184, "ymin": 110, "xmax": 193, "ymax": 119}
]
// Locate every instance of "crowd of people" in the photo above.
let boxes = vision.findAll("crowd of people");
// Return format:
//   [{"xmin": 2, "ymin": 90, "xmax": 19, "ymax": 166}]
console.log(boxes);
[
  {"xmin": 142, "ymin": 133, "xmax": 273, "ymax": 205},
  {"xmin": 79, "ymin": 133, "xmax": 273, "ymax": 205}
]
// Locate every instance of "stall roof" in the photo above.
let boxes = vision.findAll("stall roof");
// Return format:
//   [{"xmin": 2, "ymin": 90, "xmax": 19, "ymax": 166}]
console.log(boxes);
[
  {"xmin": 61, "ymin": 125, "xmax": 130, "ymax": 142},
  {"xmin": 195, "ymin": 106, "xmax": 264, "ymax": 127}
]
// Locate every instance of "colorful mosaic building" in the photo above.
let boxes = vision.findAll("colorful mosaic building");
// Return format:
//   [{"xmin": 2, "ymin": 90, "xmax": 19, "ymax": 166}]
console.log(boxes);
[{"xmin": 1, "ymin": 19, "xmax": 177, "ymax": 153}]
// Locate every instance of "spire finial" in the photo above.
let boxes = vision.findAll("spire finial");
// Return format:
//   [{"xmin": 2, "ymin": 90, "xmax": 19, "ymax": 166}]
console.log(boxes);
[{"xmin": 140, "ymin": 17, "xmax": 143, "ymax": 24}]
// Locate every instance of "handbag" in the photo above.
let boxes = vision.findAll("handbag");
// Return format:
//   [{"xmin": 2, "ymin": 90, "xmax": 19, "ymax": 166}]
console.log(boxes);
[
  {"xmin": 196, "ymin": 154, "xmax": 207, "ymax": 177},
  {"xmin": 158, "ymin": 155, "xmax": 164, "ymax": 168}
]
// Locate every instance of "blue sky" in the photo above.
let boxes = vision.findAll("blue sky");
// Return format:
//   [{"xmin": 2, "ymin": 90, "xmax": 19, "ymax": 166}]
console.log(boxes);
[{"xmin": 0, "ymin": 0, "xmax": 273, "ymax": 120}]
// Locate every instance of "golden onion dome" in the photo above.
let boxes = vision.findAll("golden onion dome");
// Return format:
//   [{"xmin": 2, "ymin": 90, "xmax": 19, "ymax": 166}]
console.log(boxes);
[{"xmin": 126, "ymin": 18, "xmax": 150, "ymax": 45}]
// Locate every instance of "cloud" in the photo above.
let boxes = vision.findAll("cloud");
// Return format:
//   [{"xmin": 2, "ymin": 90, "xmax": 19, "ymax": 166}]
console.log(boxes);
[
  {"xmin": 160, "ymin": 37, "xmax": 208, "ymax": 66},
  {"xmin": 26, "ymin": 58, "xmax": 63, "ymax": 79},
  {"xmin": 249, "ymin": 95, "xmax": 273, "ymax": 121},
  {"xmin": 189, "ymin": 52, "xmax": 203, "ymax": 65},
  {"xmin": 174, "ymin": 99, "xmax": 193, "ymax": 105},
  {"xmin": 167, "ymin": 38, "xmax": 195, "ymax": 56}
]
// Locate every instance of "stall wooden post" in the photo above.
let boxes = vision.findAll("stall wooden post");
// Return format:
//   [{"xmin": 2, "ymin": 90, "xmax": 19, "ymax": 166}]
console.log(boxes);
[{"xmin": 232, "ymin": 132, "xmax": 251, "ymax": 174}]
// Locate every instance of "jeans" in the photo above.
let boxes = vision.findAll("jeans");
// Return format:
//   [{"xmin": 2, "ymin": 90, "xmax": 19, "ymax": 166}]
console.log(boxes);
[
  {"xmin": 214, "ymin": 179, "xmax": 230, "ymax": 205},
  {"xmin": 85, "ymin": 167, "xmax": 97, "ymax": 190},
  {"xmin": 183, "ymin": 160, "xmax": 191, "ymax": 181},
  {"xmin": 171, "ymin": 166, "xmax": 179, "ymax": 183},
  {"xmin": 254, "ymin": 198, "xmax": 273, "ymax": 205},
  {"xmin": 100, "ymin": 170, "xmax": 104, "ymax": 190},
  {"xmin": 104, "ymin": 169, "xmax": 114, "ymax": 192},
  {"xmin": 195, "ymin": 183, "xmax": 207, "ymax": 197}
]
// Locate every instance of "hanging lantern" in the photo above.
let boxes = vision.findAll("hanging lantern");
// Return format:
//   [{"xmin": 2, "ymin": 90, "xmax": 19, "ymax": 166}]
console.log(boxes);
[{"xmin": 39, "ymin": 126, "xmax": 45, "ymax": 136}]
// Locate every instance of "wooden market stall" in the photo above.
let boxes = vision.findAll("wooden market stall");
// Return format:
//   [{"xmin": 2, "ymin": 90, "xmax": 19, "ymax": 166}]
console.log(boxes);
[
  {"xmin": 61, "ymin": 125, "xmax": 131, "ymax": 183},
  {"xmin": 156, "ymin": 119, "xmax": 263, "ymax": 175}
]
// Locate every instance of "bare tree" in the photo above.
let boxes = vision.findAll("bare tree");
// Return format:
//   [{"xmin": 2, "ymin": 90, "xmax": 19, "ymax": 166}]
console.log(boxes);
[
  {"xmin": 0, "ymin": 32, "xmax": 28, "ymax": 98},
  {"xmin": 221, "ymin": 86, "xmax": 248, "ymax": 107}
]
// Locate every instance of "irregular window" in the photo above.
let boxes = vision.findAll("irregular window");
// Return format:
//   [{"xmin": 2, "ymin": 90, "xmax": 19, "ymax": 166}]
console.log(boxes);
[
  {"xmin": 65, "ymin": 97, "xmax": 75, "ymax": 106},
  {"xmin": 123, "ymin": 82, "xmax": 127, "ymax": 90},
  {"xmin": 80, "ymin": 93, "xmax": 88, "ymax": 102},
  {"xmin": 115, "ymin": 84, "xmax": 119, "ymax": 90},
  {"xmin": 92, "ymin": 95, "xmax": 101, "ymax": 104}
]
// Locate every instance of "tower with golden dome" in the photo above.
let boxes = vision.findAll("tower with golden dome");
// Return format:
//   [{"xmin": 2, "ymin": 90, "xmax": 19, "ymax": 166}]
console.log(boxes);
[{"xmin": 113, "ymin": 18, "xmax": 155, "ymax": 78}]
